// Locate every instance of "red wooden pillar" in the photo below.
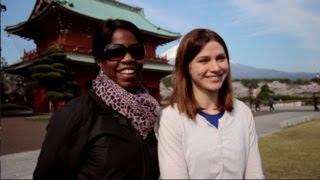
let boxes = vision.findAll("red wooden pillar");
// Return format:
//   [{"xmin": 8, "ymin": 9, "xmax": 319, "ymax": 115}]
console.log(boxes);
[
  {"xmin": 32, "ymin": 88, "xmax": 49, "ymax": 112},
  {"xmin": 78, "ymin": 78, "xmax": 86, "ymax": 95},
  {"xmin": 143, "ymin": 80, "xmax": 160, "ymax": 102},
  {"xmin": 53, "ymin": 101, "xmax": 66, "ymax": 112}
]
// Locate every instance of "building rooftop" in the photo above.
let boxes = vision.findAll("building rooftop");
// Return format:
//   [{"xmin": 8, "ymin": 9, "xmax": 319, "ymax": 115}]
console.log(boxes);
[{"xmin": 6, "ymin": 0, "xmax": 180, "ymax": 39}]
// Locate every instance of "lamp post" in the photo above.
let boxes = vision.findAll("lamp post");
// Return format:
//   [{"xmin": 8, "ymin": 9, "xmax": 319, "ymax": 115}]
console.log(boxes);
[
  {"xmin": 0, "ymin": 2, "xmax": 6, "ymax": 12},
  {"xmin": 248, "ymin": 84, "xmax": 253, "ymax": 109},
  {"xmin": 1, "ymin": 1, "xmax": 7, "ymax": 66},
  {"xmin": 1, "ymin": 1, "xmax": 7, "ymax": 54},
  {"xmin": 314, "ymin": 71, "xmax": 320, "ymax": 111},
  {"xmin": 317, "ymin": 71, "xmax": 320, "ymax": 93}
]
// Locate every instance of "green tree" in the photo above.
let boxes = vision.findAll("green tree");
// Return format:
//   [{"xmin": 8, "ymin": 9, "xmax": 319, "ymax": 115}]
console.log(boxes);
[
  {"xmin": 257, "ymin": 83, "xmax": 274, "ymax": 101},
  {"xmin": 240, "ymin": 79, "xmax": 260, "ymax": 107},
  {"xmin": 292, "ymin": 78, "xmax": 310, "ymax": 85},
  {"xmin": 240, "ymin": 79, "xmax": 259, "ymax": 89},
  {"xmin": 161, "ymin": 75, "xmax": 173, "ymax": 88},
  {"xmin": 311, "ymin": 77, "xmax": 320, "ymax": 85},
  {"xmin": 27, "ymin": 47, "xmax": 80, "ymax": 106}
]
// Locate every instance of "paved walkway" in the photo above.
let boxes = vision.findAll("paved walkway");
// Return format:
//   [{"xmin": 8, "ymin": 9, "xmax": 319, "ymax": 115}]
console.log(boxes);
[
  {"xmin": 1, "ymin": 110, "xmax": 320, "ymax": 179},
  {"xmin": 1, "ymin": 150, "xmax": 39, "ymax": 179},
  {"xmin": 255, "ymin": 111, "xmax": 320, "ymax": 137}
]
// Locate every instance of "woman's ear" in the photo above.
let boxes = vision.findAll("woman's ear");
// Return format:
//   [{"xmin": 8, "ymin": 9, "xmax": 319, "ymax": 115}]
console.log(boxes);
[
  {"xmin": 95, "ymin": 58, "xmax": 101, "ymax": 65},
  {"xmin": 97, "ymin": 62, "xmax": 102, "ymax": 68},
  {"xmin": 95, "ymin": 59, "xmax": 103, "ymax": 69},
  {"xmin": 95, "ymin": 60, "xmax": 105, "ymax": 75}
]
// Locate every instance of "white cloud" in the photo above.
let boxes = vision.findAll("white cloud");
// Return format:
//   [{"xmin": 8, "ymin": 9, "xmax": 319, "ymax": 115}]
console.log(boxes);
[
  {"xmin": 118, "ymin": 0, "xmax": 193, "ymax": 33},
  {"xmin": 228, "ymin": 0, "xmax": 320, "ymax": 51},
  {"xmin": 120, "ymin": 0, "xmax": 320, "ymax": 52},
  {"xmin": 117, "ymin": 0, "xmax": 320, "ymax": 72}
]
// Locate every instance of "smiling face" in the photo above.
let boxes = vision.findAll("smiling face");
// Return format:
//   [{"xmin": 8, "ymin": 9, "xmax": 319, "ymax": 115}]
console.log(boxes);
[
  {"xmin": 188, "ymin": 40, "xmax": 229, "ymax": 95},
  {"xmin": 97, "ymin": 28, "xmax": 144, "ymax": 90}
]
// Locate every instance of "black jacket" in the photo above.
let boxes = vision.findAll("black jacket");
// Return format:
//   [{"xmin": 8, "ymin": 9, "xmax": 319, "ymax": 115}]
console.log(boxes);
[{"xmin": 33, "ymin": 90, "xmax": 159, "ymax": 180}]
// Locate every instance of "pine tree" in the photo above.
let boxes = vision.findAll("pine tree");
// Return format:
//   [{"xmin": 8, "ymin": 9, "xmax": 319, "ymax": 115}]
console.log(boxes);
[{"xmin": 27, "ymin": 47, "xmax": 80, "ymax": 108}]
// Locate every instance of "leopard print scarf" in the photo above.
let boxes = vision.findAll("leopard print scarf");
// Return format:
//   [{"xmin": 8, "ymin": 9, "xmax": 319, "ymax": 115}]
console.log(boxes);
[{"xmin": 92, "ymin": 73, "xmax": 160, "ymax": 139}]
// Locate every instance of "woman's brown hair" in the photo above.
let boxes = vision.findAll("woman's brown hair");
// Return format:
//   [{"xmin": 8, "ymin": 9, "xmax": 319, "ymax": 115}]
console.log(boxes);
[{"xmin": 168, "ymin": 28, "xmax": 234, "ymax": 119}]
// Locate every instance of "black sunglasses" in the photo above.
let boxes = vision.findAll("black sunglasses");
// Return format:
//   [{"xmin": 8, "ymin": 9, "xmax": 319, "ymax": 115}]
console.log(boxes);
[{"xmin": 102, "ymin": 43, "xmax": 145, "ymax": 61}]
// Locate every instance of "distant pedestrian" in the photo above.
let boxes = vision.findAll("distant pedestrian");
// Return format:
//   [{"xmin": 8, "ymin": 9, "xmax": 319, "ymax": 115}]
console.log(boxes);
[
  {"xmin": 255, "ymin": 98, "xmax": 261, "ymax": 112},
  {"xmin": 313, "ymin": 93, "xmax": 319, "ymax": 111},
  {"xmin": 268, "ymin": 97, "xmax": 275, "ymax": 112}
]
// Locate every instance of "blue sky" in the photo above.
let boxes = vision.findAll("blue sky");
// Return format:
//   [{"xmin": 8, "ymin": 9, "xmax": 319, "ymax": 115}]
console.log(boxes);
[{"xmin": 1, "ymin": 0, "xmax": 320, "ymax": 73}]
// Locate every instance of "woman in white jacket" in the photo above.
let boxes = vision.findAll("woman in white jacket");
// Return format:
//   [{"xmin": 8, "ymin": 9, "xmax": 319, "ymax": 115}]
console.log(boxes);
[{"xmin": 158, "ymin": 28, "xmax": 264, "ymax": 179}]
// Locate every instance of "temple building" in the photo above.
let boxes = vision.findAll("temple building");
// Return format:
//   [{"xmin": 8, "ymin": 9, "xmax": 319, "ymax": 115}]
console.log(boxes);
[{"xmin": 5, "ymin": 0, "xmax": 180, "ymax": 112}]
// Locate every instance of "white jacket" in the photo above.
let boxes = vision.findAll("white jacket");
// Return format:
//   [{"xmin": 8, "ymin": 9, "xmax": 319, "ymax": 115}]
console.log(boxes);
[{"xmin": 158, "ymin": 99, "xmax": 264, "ymax": 179}]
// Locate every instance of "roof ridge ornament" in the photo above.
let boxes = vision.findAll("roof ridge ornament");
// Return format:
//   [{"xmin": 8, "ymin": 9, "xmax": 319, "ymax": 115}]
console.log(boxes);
[
  {"xmin": 55, "ymin": 0, "xmax": 67, "ymax": 4},
  {"xmin": 55, "ymin": 0, "xmax": 74, "ymax": 7},
  {"xmin": 95, "ymin": 0, "xmax": 143, "ymax": 11}
]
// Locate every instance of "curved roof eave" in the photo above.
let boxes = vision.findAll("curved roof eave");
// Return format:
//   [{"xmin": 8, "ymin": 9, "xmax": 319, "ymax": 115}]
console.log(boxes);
[
  {"xmin": 28, "ymin": 0, "xmax": 41, "ymax": 20},
  {"xmin": 4, "ymin": 52, "xmax": 173, "ymax": 74},
  {"xmin": 54, "ymin": 0, "xmax": 181, "ymax": 39},
  {"xmin": 5, "ymin": 2, "xmax": 54, "ymax": 34},
  {"xmin": 65, "ymin": 52, "xmax": 173, "ymax": 72},
  {"xmin": 5, "ymin": 0, "xmax": 181, "ymax": 41}
]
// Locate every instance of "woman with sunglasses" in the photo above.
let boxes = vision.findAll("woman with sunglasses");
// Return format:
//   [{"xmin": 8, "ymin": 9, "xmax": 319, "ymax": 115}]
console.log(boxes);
[
  {"xmin": 34, "ymin": 19, "xmax": 160, "ymax": 179},
  {"xmin": 157, "ymin": 28, "xmax": 264, "ymax": 179}
]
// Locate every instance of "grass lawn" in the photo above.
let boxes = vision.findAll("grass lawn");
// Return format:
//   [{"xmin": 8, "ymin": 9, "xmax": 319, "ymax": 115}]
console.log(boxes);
[{"xmin": 259, "ymin": 119, "xmax": 320, "ymax": 179}]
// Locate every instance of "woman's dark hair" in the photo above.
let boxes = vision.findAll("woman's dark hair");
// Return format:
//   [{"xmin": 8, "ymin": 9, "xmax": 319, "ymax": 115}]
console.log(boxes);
[
  {"xmin": 92, "ymin": 19, "xmax": 144, "ymax": 59},
  {"xmin": 168, "ymin": 28, "xmax": 234, "ymax": 119}
]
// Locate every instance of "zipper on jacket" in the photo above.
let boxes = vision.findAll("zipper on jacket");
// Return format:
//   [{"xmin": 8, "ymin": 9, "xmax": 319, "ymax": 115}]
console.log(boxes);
[
  {"xmin": 128, "ymin": 118, "xmax": 149, "ymax": 178},
  {"xmin": 114, "ymin": 113, "xmax": 149, "ymax": 178}
]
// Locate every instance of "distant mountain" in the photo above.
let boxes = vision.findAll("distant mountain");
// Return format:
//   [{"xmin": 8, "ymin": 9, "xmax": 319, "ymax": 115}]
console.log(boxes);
[
  {"xmin": 161, "ymin": 44, "xmax": 315, "ymax": 80},
  {"xmin": 231, "ymin": 63, "xmax": 314, "ymax": 80}
]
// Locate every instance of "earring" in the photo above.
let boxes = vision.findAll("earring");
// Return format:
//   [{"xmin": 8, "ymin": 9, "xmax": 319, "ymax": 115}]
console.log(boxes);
[{"xmin": 99, "ymin": 68, "xmax": 104, "ymax": 74}]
